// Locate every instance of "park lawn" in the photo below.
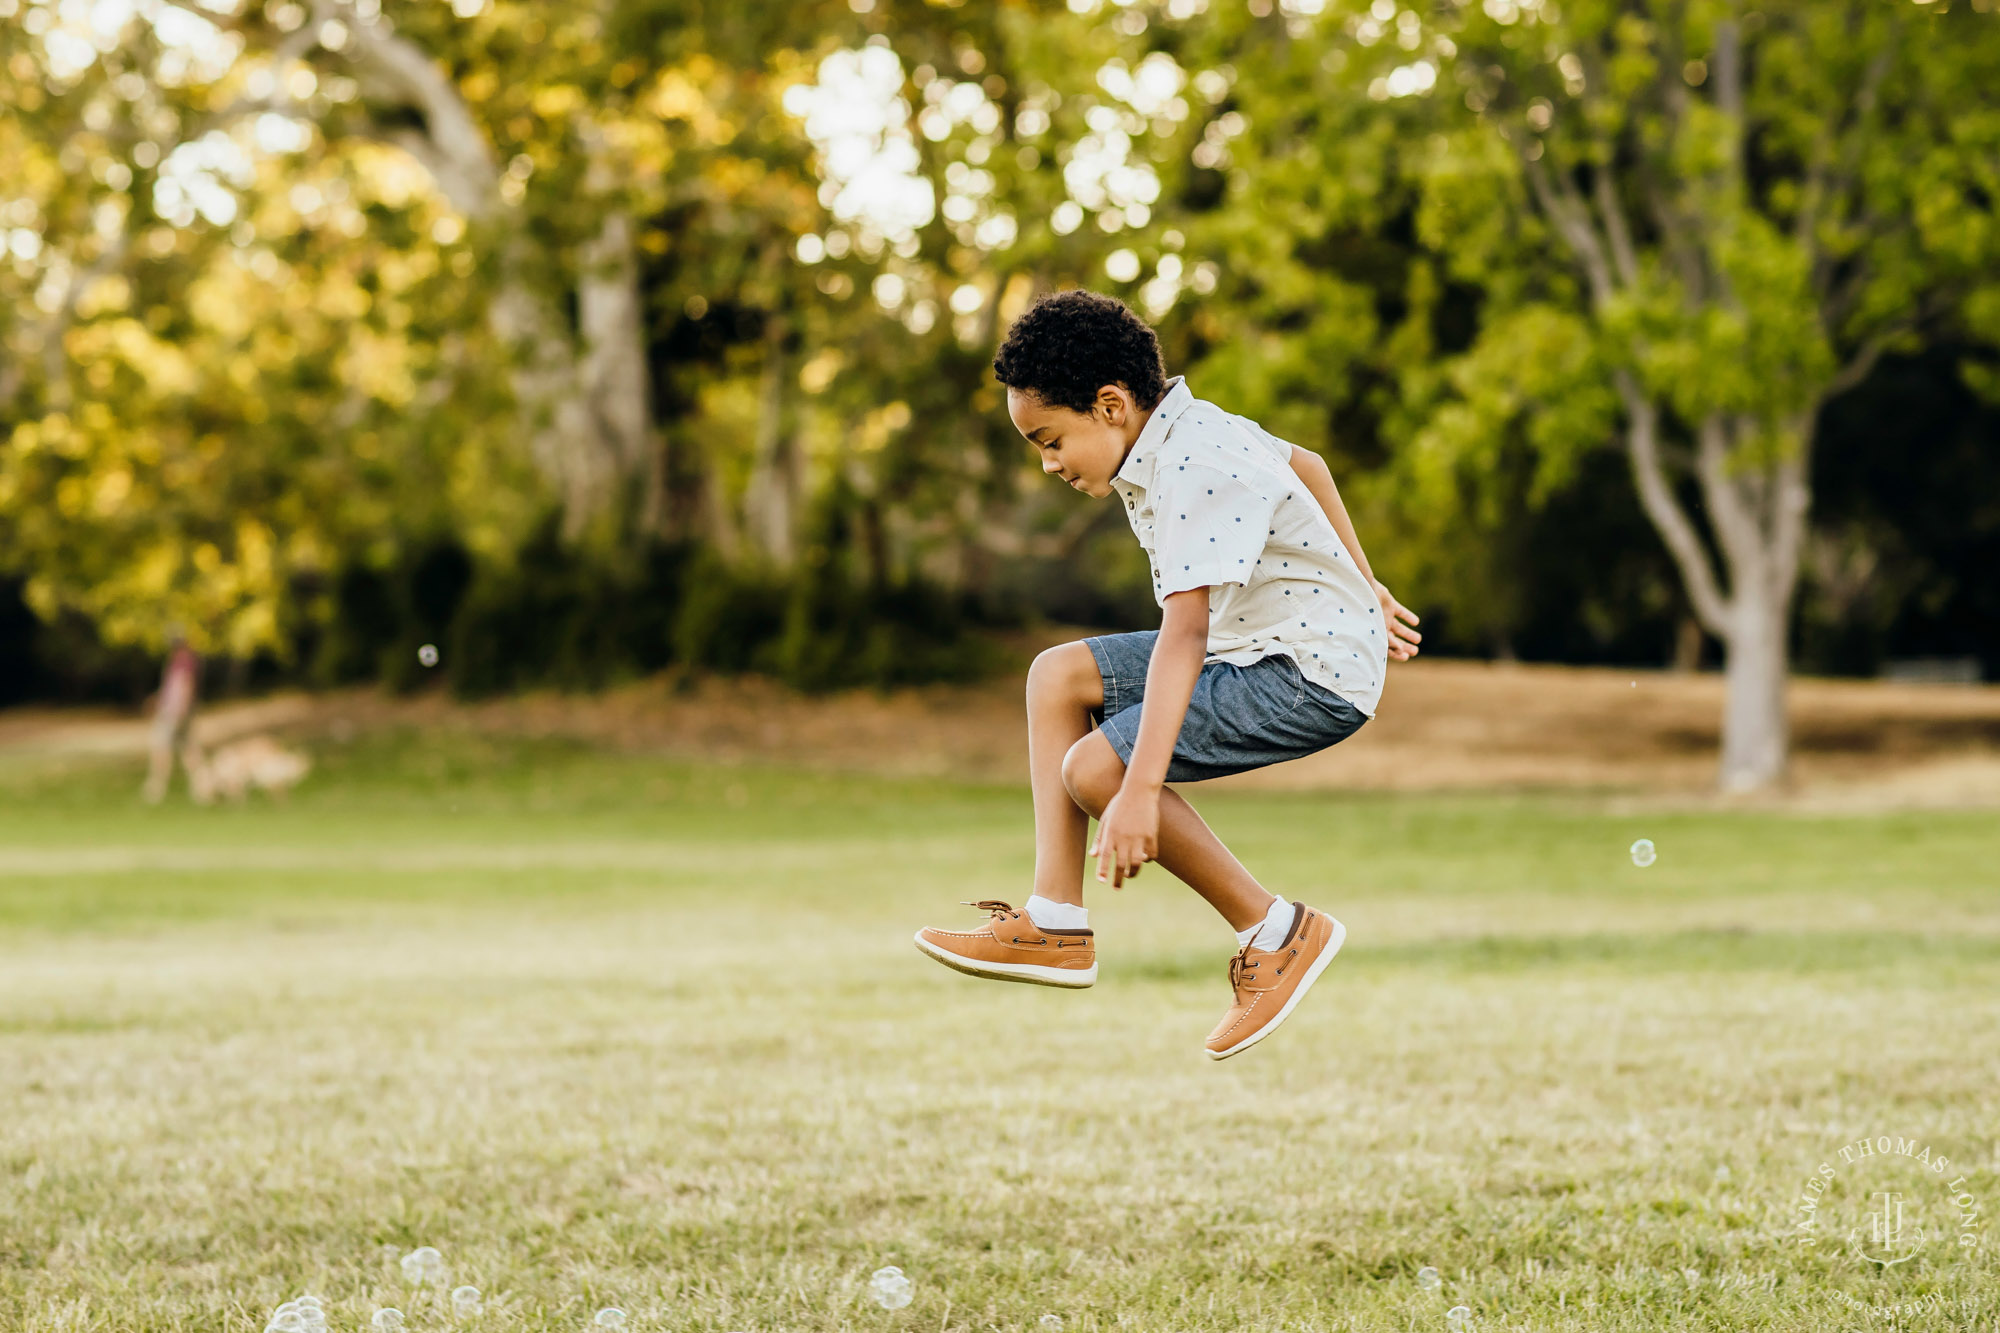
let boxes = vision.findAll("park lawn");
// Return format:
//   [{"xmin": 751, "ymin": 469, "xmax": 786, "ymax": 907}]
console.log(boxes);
[{"xmin": 0, "ymin": 729, "xmax": 1995, "ymax": 1332}]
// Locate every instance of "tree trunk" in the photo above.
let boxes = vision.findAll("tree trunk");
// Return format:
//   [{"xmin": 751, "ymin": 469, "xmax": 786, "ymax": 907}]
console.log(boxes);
[
  {"xmin": 1719, "ymin": 578, "xmax": 1791, "ymax": 791},
  {"xmin": 336, "ymin": 7, "xmax": 643, "ymax": 541},
  {"xmin": 1671, "ymin": 615, "xmax": 1704, "ymax": 672},
  {"xmin": 1620, "ymin": 388, "xmax": 1808, "ymax": 793},
  {"xmin": 576, "ymin": 209, "xmax": 653, "ymax": 536},
  {"xmin": 743, "ymin": 309, "xmax": 800, "ymax": 567}
]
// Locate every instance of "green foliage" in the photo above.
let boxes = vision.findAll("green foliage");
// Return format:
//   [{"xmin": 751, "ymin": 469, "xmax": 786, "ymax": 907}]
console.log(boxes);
[
  {"xmin": 300, "ymin": 525, "xmax": 992, "ymax": 697},
  {"xmin": 3, "ymin": 0, "xmax": 1998, "ymax": 696}
]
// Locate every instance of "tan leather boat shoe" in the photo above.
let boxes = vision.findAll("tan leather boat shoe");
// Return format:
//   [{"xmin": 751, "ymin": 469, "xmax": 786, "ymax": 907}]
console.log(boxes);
[
  {"xmin": 914, "ymin": 900, "xmax": 1097, "ymax": 989},
  {"xmin": 1204, "ymin": 901, "xmax": 1345, "ymax": 1060}
]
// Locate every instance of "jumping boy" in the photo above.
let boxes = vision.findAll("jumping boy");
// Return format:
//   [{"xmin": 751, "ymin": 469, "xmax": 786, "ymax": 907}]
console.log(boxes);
[{"xmin": 914, "ymin": 290, "xmax": 1422, "ymax": 1060}]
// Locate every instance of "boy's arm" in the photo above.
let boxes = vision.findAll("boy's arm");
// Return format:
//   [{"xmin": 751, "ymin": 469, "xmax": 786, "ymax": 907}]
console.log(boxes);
[
  {"xmin": 1286, "ymin": 445, "xmax": 1423, "ymax": 661},
  {"xmin": 1090, "ymin": 587, "xmax": 1207, "ymax": 887},
  {"xmin": 1286, "ymin": 445, "xmax": 1376, "ymax": 582}
]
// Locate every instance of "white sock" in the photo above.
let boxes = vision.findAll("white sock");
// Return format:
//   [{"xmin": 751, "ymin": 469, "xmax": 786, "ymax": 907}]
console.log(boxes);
[
  {"xmin": 1234, "ymin": 896, "xmax": 1293, "ymax": 951},
  {"xmin": 1024, "ymin": 895, "xmax": 1089, "ymax": 931}
]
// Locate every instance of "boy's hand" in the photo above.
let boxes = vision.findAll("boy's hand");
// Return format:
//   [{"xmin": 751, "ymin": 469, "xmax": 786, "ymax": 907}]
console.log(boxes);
[
  {"xmin": 1374, "ymin": 580, "xmax": 1423, "ymax": 661},
  {"xmin": 1089, "ymin": 785, "xmax": 1160, "ymax": 888}
]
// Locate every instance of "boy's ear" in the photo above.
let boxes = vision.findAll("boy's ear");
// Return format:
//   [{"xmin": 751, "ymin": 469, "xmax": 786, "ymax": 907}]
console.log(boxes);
[{"xmin": 1094, "ymin": 383, "xmax": 1131, "ymax": 423}]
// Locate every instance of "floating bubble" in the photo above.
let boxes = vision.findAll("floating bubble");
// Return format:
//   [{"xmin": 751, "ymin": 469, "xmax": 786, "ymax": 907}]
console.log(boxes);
[
  {"xmin": 594, "ymin": 1310, "xmax": 628, "ymax": 1329},
  {"xmin": 868, "ymin": 1265, "xmax": 914, "ymax": 1310},
  {"xmin": 294, "ymin": 1297, "xmax": 324, "ymax": 1311},
  {"xmin": 380, "ymin": 1244, "xmax": 403, "ymax": 1262},
  {"xmin": 452, "ymin": 1285, "xmax": 483, "ymax": 1315},
  {"xmin": 1447, "ymin": 1306, "xmax": 1472, "ymax": 1328},
  {"xmin": 1714, "ymin": 1164, "xmax": 1732, "ymax": 1183},
  {"xmin": 371, "ymin": 1311, "xmax": 406, "ymax": 1332},
  {"xmin": 1629, "ymin": 838, "xmax": 1657, "ymax": 868},
  {"xmin": 418, "ymin": 643, "xmax": 440, "ymax": 667},
  {"xmin": 1416, "ymin": 1266, "xmax": 1440, "ymax": 1290},
  {"xmin": 266, "ymin": 1315, "xmax": 306, "ymax": 1333},
  {"xmin": 401, "ymin": 1245, "xmax": 444, "ymax": 1285},
  {"xmin": 1039, "ymin": 1316, "xmax": 1064, "ymax": 1331}
]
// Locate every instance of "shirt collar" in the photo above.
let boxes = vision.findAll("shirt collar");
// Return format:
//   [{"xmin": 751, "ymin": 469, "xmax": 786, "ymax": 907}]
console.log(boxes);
[{"xmin": 1112, "ymin": 375, "xmax": 1193, "ymax": 491}]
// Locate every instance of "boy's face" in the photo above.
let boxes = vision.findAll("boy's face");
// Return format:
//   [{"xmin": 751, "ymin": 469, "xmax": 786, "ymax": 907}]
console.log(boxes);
[{"xmin": 1007, "ymin": 384, "xmax": 1146, "ymax": 499}]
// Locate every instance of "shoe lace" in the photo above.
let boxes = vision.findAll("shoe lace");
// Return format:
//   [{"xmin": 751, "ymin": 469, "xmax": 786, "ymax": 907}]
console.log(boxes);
[
  {"xmin": 961, "ymin": 899, "xmax": 1018, "ymax": 919},
  {"xmin": 1227, "ymin": 945, "xmax": 1262, "ymax": 994}
]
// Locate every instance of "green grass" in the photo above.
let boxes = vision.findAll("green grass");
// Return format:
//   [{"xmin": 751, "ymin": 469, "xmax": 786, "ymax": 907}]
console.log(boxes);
[{"xmin": 1, "ymin": 728, "xmax": 1996, "ymax": 1331}]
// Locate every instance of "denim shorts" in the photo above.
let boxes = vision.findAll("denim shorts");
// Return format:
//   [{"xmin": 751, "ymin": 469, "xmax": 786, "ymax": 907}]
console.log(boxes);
[{"xmin": 1084, "ymin": 630, "xmax": 1367, "ymax": 782}]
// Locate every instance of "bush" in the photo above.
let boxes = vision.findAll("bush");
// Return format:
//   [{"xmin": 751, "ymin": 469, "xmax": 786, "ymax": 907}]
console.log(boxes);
[{"xmin": 309, "ymin": 521, "xmax": 1001, "ymax": 698}]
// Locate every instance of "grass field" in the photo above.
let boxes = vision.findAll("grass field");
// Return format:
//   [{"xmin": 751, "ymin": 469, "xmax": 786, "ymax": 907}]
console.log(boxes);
[{"xmin": 1, "ymin": 728, "xmax": 1996, "ymax": 1332}]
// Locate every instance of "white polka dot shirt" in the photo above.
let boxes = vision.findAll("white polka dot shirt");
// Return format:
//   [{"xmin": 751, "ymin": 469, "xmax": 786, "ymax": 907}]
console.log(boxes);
[{"xmin": 1109, "ymin": 376, "xmax": 1388, "ymax": 717}]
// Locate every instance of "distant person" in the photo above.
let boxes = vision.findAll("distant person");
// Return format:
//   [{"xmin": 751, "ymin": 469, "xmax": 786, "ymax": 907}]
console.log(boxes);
[
  {"xmin": 915, "ymin": 290, "xmax": 1421, "ymax": 1060},
  {"xmin": 142, "ymin": 640, "xmax": 199, "ymax": 803}
]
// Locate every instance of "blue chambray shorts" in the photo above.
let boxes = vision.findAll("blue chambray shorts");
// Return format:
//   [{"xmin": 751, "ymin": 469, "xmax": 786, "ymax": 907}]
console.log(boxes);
[{"xmin": 1084, "ymin": 630, "xmax": 1368, "ymax": 783}]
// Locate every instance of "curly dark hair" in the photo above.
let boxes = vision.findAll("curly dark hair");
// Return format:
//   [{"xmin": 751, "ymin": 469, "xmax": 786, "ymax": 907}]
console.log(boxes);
[{"xmin": 991, "ymin": 289, "xmax": 1168, "ymax": 414}]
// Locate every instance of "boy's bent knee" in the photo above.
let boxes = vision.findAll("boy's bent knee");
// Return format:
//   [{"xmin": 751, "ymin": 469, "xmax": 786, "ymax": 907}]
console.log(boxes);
[
  {"xmin": 1028, "ymin": 641, "xmax": 1103, "ymax": 710},
  {"xmin": 1060, "ymin": 733, "xmax": 1125, "ymax": 815}
]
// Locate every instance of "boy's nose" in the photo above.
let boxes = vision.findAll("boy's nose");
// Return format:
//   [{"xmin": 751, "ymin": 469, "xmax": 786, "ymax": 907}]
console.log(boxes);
[{"xmin": 1042, "ymin": 458, "xmax": 1063, "ymax": 475}]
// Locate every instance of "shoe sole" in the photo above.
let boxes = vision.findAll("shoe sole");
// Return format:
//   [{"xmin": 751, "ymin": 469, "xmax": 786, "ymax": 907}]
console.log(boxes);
[
  {"xmin": 913, "ymin": 931, "xmax": 1097, "ymax": 989},
  {"xmin": 1205, "ymin": 914, "xmax": 1346, "ymax": 1061}
]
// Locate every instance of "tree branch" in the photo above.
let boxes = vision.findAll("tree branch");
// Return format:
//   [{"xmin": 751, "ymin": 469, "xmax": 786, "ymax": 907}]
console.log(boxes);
[
  {"xmin": 1522, "ymin": 153, "xmax": 1616, "ymax": 310},
  {"xmin": 1713, "ymin": 16, "xmax": 1744, "ymax": 153},
  {"xmin": 1767, "ymin": 447, "xmax": 1813, "ymax": 609},
  {"xmin": 331, "ymin": 0, "xmax": 500, "ymax": 217},
  {"xmin": 1799, "ymin": 32, "xmax": 1893, "ymax": 263},
  {"xmin": 1591, "ymin": 155, "xmax": 1640, "ymax": 290},
  {"xmin": 1810, "ymin": 13, "xmax": 1898, "ymax": 298},
  {"xmin": 1694, "ymin": 412, "xmax": 1765, "ymax": 578},
  {"xmin": 1616, "ymin": 371, "xmax": 1733, "ymax": 637},
  {"xmin": 1820, "ymin": 326, "xmax": 1896, "ymax": 403}
]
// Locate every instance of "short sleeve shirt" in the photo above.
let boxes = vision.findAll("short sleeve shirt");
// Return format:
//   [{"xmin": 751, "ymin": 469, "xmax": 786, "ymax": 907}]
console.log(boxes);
[{"xmin": 1108, "ymin": 377, "xmax": 1389, "ymax": 716}]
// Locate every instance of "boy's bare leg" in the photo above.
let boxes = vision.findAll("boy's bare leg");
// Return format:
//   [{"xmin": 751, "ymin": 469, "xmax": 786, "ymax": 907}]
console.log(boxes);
[
  {"xmin": 1025, "ymin": 643, "xmax": 1103, "ymax": 907},
  {"xmin": 1061, "ymin": 732, "xmax": 1277, "ymax": 932}
]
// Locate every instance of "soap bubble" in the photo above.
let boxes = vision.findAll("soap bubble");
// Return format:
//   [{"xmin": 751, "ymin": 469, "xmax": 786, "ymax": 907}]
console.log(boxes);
[
  {"xmin": 401, "ymin": 1245, "xmax": 444, "ymax": 1285},
  {"xmin": 293, "ymin": 1297, "xmax": 323, "ymax": 1311},
  {"xmin": 868, "ymin": 1265, "xmax": 914, "ymax": 1310},
  {"xmin": 371, "ymin": 1312, "xmax": 406, "ymax": 1332},
  {"xmin": 1039, "ymin": 1316, "xmax": 1064, "ymax": 1331},
  {"xmin": 1416, "ymin": 1266, "xmax": 1441, "ymax": 1290},
  {"xmin": 1714, "ymin": 1164, "xmax": 1732, "ymax": 1183},
  {"xmin": 1447, "ymin": 1306, "xmax": 1472, "ymax": 1328},
  {"xmin": 1629, "ymin": 838, "xmax": 1656, "ymax": 867},
  {"xmin": 418, "ymin": 643, "xmax": 440, "ymax": 667},
  {"xmin": 266, "ymin": 1315, "xmax": 306, "ymax": 1333},
  {"xmin": 451, "ymin": 1285, "xmax": 483, "ymax": 1316},
  {"xmin": 594, "ymin": 1311, "xmax": 628, "ymax": 1329},
  {"xmin": 380, "ymin": 1244, "xmax": 402, "ymax": 1262}
]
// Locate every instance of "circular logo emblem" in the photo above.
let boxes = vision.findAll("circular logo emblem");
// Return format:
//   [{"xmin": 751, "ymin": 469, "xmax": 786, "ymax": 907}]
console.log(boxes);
[{"xmin": 1793, "ymin": 1135, "xmax": 1984, "ymax": 1269}]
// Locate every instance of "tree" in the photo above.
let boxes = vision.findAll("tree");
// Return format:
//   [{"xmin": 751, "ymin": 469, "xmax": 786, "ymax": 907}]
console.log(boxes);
[
  {"xmin": 1388, "ymin": 0, "xmax": 2000, "ymax": 789},
  {"xmin": 0, "ymin": 0, "xmax": 528, "ymax": 658}
]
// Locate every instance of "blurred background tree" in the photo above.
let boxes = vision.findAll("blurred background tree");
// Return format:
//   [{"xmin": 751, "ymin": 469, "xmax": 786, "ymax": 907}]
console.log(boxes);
[{"xmin": 2, "ymin": 0, "xmax": 1997, "ymax": 791}]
